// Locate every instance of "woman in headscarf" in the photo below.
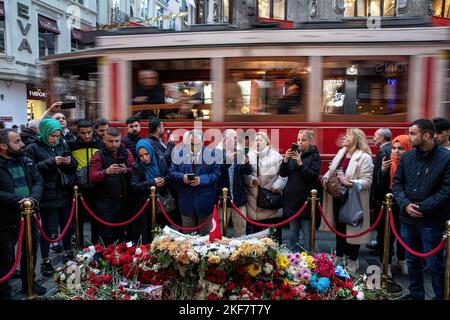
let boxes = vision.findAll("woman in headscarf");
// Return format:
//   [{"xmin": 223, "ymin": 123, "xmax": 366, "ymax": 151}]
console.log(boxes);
[
  {"xmin": 130, "ymin": 139, "xmax": 168, "ymax": 242},
  {"xmin": 376, "ymin": 134, "xmax": 412, "ymax": 276},
  {"xmin": 25, "ymin": 118, "xmax": 77, "ymax": 276}
]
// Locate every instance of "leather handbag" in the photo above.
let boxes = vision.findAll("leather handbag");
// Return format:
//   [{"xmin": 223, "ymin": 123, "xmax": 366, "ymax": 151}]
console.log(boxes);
[
  {"xmin": 157, "ymin": 190, "xmax": 176, "ymax": 214},
  {"xmin": 325, "ymin": 170, "xmax": 343, "ymax": 199},
  {"xmin": 255, "ymin": 154, "xmax": 283, "ymax": 210},
  {"xmin": 257, "ymin": 186, "xmax": 283, "ymax": 210}
]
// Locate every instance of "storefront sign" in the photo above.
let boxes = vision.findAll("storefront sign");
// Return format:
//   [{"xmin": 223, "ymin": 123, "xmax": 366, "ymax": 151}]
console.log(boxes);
[
  {"xmin": 17, "ymin": 2, "xmax": 32, "ymax": 53},
  {"xmin": 0, "ymin": 2, "xmax": 5, "ymax": 18},
  {"xmin": 38, "ymin": 15, "xmax": 60, "ymax": 34},
  {"xmin": 71, "ymin": 28, "xmax": 83, "ymax": 42},
  {"xmin": 27, "ymin": 86, "xmax": 47, "ymax": 100},
  {"xmin": 0, "ymin": 116, "xmax": 13, "ymax": 123}
]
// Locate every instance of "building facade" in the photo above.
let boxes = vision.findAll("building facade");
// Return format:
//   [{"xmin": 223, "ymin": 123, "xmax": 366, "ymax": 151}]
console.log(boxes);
[
  {"xmin": 0, "ymin": 0, "xmax": 97, "ymax": 126},
  {"xmin": 187, "ymin": 0, "xmax": 446, "ymax": 29}
]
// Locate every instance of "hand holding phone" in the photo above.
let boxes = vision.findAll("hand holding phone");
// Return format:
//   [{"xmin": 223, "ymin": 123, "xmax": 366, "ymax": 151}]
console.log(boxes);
[
  {"xmin": 117, "ymin": 156, "xmax": 125, "ymax": 165},
  {"xmin": 290, "ymin": 143, "xmax": 299, "ymax": 153},
  {"xmin": 61, "ymin": 101, "xmax": 76, "ymax": 109}
]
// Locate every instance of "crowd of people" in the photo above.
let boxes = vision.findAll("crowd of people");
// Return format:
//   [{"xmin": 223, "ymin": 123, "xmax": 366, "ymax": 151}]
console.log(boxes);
[{"xmin": 0, "ymin": 103, "xmax": 449, "ymax": 300}]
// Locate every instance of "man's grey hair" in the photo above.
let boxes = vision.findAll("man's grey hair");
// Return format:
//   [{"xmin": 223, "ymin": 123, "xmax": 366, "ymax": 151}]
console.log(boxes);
[
  {"xmin": 28, "ymin": 119, "xmax": 40, "ymax": 130},
  {"xmin": 376, "ymin": 127, "xmax": 392, "ymax": 142}
]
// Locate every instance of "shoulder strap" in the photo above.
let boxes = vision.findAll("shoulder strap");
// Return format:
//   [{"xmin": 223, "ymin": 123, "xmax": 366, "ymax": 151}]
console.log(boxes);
[{"xmin": 256, "ymin": 153, "xmax": 260, "ymax": 178}]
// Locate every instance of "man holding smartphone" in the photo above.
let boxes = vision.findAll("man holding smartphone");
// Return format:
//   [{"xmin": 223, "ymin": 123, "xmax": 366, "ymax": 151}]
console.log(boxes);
[
  {"xmin": 89, "ymin": 127, "xmax": 134, "ymax": 245},
  {"xmin": 169, "ymin": 130, "xmax": 221, "ymax": 235}
]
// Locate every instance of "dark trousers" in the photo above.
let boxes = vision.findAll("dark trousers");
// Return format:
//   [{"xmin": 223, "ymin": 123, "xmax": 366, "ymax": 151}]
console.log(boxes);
[
  {"xmin": 378, "ymin": 203, "xmax": 406, "ymax": 264},
  {"xmin": 77, "ymin": 189, "xmax": 100, "ymax": 245},
  {"xmin": 247, "ymin": 217, "xmax": 283, "ymax": 245},
  {"xmin": 96, "ymin": 198, "xmax": 126, "ymax": 245},
  {"xmin": 40, "ymin": 205, "xmax": 73, "ymax": 259},
  {"xmin": 401, "ymin": 221, "xmax": 445, "ymax": 300},
  {"xmin": 333, "ymin": 197, "xmax": 360, "ymax": 261},
  {"xmin": 0, "ymin": 223, "xmax": 38, "ymax": 300}
]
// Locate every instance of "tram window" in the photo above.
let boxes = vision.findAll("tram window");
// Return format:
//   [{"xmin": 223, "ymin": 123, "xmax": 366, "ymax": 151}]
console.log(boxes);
[
  {"xmin": 433, "ymin": 0, "xmax": 450, "ymax": 18},
  {"xmin": 131, "ymin": 59, "xmax": 212, "ymax": 121},
  {"xmin": 344, "ymin": 0, "xmax": 397, "ymax": 17},
  {"xmin": 322, "ymin": 57, "xmax": 409, "ymax": 116},
  {"xmin": 224, "ymin": 58, "xmax": 308, "ymax": 116}
]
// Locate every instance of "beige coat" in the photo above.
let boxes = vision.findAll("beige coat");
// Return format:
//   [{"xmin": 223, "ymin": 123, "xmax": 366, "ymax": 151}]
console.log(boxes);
[
  {"xmin": 319, "ymin": 148, "xmax": 374, "ymax": 245},
  {"xmin": 245, "ymin": 147, "xmax": 287, "ymax": 221}
]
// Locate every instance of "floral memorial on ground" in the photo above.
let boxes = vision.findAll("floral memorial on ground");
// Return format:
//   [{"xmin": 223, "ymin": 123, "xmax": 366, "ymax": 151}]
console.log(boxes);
[{"xmin": 52, "ymin": 227, "xmax": 367, "ymax": 300}]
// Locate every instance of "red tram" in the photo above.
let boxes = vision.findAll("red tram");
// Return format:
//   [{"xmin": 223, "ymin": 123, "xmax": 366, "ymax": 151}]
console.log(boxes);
[{"xmin": 42, "ymin": 27, "xmax": 450, "ymax": 171}]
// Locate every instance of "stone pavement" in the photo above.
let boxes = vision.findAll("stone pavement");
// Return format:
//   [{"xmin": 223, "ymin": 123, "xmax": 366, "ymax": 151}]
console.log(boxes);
[{"xmin": 9, "ymin": 225, "xmax": 437, "ymax": 300}]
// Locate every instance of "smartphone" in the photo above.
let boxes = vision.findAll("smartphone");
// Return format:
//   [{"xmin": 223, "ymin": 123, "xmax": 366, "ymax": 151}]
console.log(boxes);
[
  {"xmin": 61, "ymin": 100, "xmax": 76, "ymax": 109},
  {"xmin": 117, "ymin": 156, "xmax": 125, "ymax": 165},
  {"xmin": 291, "ymin": 143, "xmax": 299, "ymax": 152},
  {"xmin": 186, "ymin": 173, "xmax": 196, "ymax": 181},
  {"xmin": 61, "ymin": 151, "xmax": 71, "ymax": 158}
]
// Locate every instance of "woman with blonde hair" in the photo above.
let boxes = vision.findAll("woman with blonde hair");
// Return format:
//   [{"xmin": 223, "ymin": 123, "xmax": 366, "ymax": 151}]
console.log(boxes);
[
  {"xmin": 280, "ymin": 129, "xmax": 321, "ymax": 251},
  {"xmin": 246, "ymin": 131, "xmax": 287, "ymax": 242},
  {"xmin": 320, "ymin": 128, "xmax": 373, "ymax": 272}
]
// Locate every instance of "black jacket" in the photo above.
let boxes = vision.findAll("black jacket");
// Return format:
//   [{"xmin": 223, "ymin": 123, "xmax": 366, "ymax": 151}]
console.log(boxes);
[
  {"xmin": 146, "ymin": 134, "xmax": 175, "ymax": 177},
  {"xmin": 20, "ymin": 128, "xmax": 38, "ymax": 146},
  {"xmin": 25, "ymin": 140, "xmax": 77, "ymax": 209},
  {"xmin": 393, "ymin": 144, "xmax": 450, "ymax": 227},
  {"xmin": 279, "ymin": 145, "xmax": 321, "ymax": 218},
  {"xmin": 123, "ymin": 133, "xmax": 141, "ymax": 160},
  {"xmin": 371, "ymin": 143, "xmax": 391, "ymax": 206},
  {"xmin": 220, "ymin": 154, "xmax": 253, "ymax": 208},
  {"xmin": 130, "ymin": 160, "xmax": 168, "ymax": 197},
  {"xmin": 0, "ymin": 155, "xmax": 44, "ymax": 229}
]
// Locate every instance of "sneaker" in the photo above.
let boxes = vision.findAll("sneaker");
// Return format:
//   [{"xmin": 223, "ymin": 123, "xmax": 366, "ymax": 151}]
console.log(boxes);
[
  {"xmin": 396, "ymin": 259, "xmax": 408, "ymax": 275},
  {"xmin": 366, "ymin": 243, "xmax": 379, "ymax": 251},
  {"xmin": 63, "ymin": 251, "xmax": 75, "ymax": 264},
  {"xmin": 346, "ymin": 259, "xmax": 360, "ymax": 273},
  {"xmin": 335, "ymin": 256, "xmax": 346, "ymax": 267},
  {"xmin": 385, "ymin": 279, "xmax": 403, "ymax": 297},
  {"xmin": 400, "ymin": 293, "xmax": 421, "ymax": 300},
  {"xmin": 50, "ymin": 243, "xmax": 63, "ymax": 254},
  {"xmin": 40, "ymin": 259, "xmax": 55, "ymax": 277},
  {"xmin": 21, "ymin": 283, "xmax": 47, "ymax": 296}
]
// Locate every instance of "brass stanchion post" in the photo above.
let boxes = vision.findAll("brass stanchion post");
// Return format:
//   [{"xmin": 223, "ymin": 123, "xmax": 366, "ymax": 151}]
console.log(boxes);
[
  {"xmin": 22, "ymin": 199, "xmax": 36, "ymax": 300},
  {"xmin": 444, "ymin": 220, "xmax": 450, "ymax": 300},
  {"xmin": 74, "ymin": 186, "xmax": 81, "ymax": 250},
  {"xmin": 222, "ymin": 188, "xmax": 228, "ymax": 236},
  {"xmin": 309, "ymin": 190, "xmax": 317, "ymax": 254},
  {"xmin": 150, "ymin": 186, "xmax": 156, "ymax": 241},
  {"xmin": 381, "ymin": 193, "xmax": 393, "ymax": 292}
]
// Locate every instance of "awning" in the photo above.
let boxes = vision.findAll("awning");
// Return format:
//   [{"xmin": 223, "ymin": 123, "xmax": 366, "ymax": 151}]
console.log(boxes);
[
  {"xmin": 38, "ymin": 15, "xmax": 60, "ymax": 34},
  {"xmin": 71, "ymin": 28, "xmax": 83, "ymax": 41},
  {"xmin": 0, "ymin": 2, "xmax": 5, "ymax": 18}
]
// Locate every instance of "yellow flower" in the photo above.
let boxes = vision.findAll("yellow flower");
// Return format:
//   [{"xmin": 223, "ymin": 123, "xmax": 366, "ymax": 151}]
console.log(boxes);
[
  {"xmin": 207, "ymin": 253, "xmax": 221, "ymax": 264},
  {"xmin": 301, "ymin": 252, "xmax": 308, "ymax": 258},
  {"xmin": 275, "ymin": 254, "xmax": 290, "ymax": 270},
  {"xmin": 310, "ymin": 263, "xmax": 316, "ymax": 269},
  {"xmin": 247, "ymin": 263, "xmax": 262, "ymax": 277}
]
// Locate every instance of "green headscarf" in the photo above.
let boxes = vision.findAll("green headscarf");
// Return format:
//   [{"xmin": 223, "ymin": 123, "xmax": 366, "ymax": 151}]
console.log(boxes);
[{"xmin": 38, "ymin": 118, "xmax": 62, "ymax": 147}]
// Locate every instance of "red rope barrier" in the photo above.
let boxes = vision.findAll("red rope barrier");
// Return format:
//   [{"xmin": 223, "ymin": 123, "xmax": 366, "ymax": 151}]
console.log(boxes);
[
  {"xmin": 317, "ymin": 202, "xmax": 384, "ymax": 239},
  {"xmin": 0, "ymin": 219, "xmax": 25, "ymax": 284},
  {"xmin": 157, "ymin": 198, "xmax": 216, "ymax": 231},
  {"xmin": 229, "ymin": 200, "xmax": 307, "ymax": 228},
  {"xmin": 388, "ymin": 208, "xmax": 446, "ymax": 258},
  {"xmin": 81, "ymin": 195, "xmax": 149, "ymax": 227},
  {"xmin": 34, "ymin": 198, "xmax": 75, "ymax": 243}
]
